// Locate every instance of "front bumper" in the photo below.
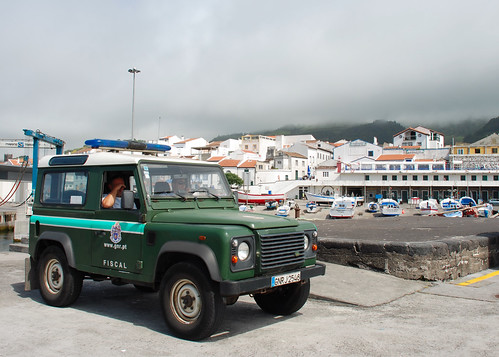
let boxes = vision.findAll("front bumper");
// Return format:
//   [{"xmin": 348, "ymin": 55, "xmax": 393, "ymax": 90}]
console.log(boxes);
[{"xmin": 219, "ymin": 263, "xmax": 326, "ymax": 297}]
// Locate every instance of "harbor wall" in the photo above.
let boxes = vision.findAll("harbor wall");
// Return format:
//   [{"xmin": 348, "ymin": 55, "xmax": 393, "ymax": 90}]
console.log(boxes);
[{"xmin": 318, "ymin": 234, "xmax": 499, "ymax": 281}]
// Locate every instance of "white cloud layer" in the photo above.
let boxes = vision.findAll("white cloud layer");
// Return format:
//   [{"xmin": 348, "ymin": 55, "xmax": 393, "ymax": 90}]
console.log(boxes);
[{"xmin": 1, "ymin": 0, "xmax": 499, "ymax": 148}]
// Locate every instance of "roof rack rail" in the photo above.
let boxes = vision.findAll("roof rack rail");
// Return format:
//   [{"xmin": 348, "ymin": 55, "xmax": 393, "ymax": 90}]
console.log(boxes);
[{"xmin": 85, "ymin": 139, "xmax": 171, "ymax": 155}]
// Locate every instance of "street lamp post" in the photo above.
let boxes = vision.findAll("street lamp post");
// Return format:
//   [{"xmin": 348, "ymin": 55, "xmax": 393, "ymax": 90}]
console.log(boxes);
[{"xmin": 128, "ymin": 67, "xmax": 141, "ymax": 140}]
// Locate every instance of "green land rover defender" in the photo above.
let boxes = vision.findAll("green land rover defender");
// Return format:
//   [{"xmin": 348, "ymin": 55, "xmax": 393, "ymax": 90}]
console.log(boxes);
[{"xmin": 26, "ymin": 142, "xmax": 325, "ymax": 340}]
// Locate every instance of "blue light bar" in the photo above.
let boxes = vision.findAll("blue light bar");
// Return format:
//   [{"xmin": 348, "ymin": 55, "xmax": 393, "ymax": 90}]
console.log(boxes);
[{"xmin": 85, "ymin": 139, "xmax": 171, "ymax": 152}]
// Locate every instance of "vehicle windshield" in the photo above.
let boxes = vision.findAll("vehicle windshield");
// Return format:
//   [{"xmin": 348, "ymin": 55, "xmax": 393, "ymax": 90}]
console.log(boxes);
[{"xmin": 140, "ymin": 162, "xmax": 233, "ymax": 200}]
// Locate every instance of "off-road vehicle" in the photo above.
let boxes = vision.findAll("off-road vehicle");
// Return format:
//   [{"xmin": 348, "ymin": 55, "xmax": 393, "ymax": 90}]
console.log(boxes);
[{"xmin": 26, "ymin": 139, "xmax": 325, "ymax": 340}]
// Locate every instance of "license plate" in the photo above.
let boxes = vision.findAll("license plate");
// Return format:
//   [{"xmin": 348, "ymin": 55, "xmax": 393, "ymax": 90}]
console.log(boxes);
[{"xmin": 271, "ymin": 271, "xmax": 301, "ymax": 287}]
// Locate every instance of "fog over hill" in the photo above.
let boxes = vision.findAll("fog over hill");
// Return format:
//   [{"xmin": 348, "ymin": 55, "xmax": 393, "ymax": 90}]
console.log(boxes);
[{"xmin": 212, "ymin": 117, "xmax": 493, "ymax": 145}]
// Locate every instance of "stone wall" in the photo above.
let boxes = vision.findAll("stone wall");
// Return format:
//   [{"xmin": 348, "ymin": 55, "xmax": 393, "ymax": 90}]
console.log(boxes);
[{"xmin": 318, "ymin": 234, "xmax": 499, "ymax": 281}]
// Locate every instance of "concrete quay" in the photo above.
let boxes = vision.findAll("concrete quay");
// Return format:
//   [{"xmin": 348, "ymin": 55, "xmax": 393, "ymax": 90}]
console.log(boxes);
[{"xmin": 313, "ymin": 215, "xmax": 499, "ymax": 281}]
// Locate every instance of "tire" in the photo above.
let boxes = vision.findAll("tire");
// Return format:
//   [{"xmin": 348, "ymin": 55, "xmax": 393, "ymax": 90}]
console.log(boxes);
[
  {"xmin": 254, "ymin": 279, "xmax": 310, "ymax": 315},
  {"xmin": 159, "ymin": 262, "xmax": 225, "ymax": 340},
  {"xmin": 38, "ymin": 246, "xmax": 83, "ymax": 307}
]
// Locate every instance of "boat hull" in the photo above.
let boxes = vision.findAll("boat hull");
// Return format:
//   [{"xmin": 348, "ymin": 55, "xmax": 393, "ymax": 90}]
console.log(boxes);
[{"xmin": 237, "ymin": 192, "xmax": 286, "ymax": 204}]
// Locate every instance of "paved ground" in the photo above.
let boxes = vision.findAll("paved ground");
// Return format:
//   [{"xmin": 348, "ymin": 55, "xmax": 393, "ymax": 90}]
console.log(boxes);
[
  {"xmin": 1, "ymin": 252, "xmax": 497, "ymax": 356},
  {"xmin": 254, "ymin": 201, "xmax": 499, "ymax": 242}
]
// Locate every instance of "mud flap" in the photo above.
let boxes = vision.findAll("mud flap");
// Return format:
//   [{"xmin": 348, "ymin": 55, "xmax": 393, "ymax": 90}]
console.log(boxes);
[{"xmin": 25, "ymin": 257, "xmax": 39, "ymax": 291}]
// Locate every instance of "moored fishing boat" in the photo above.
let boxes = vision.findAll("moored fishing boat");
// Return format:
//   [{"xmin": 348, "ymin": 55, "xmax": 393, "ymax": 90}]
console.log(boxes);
[
  {"xmin": 380, "ymin": 199, "xmax": 402, "ymax": 216},
  {"xmin": 419, "ymin": 199, "xmax": 439, "ymax": 215},
  {"xmin": 305, "ymin": 201, "xmax": 319, "ymax": 213},
  {"xmin": 328, "ymin": 197, "xmax": 356, "ymax": 218},
  {"xmin": 237, "ymin": 191, "xmax": 286, "ymax": 204},
  {"xmin": 305, "ymin": 192, "xmax": 336, "ymax": 205},
  {"xmin": 440, "ymin": 198, "xmax": 462, "ymax": 211},
  {"xmin": 366, "ymin": 201, "xmax": 379, "ymax": 213},
  {"xmin": 478, "ymin": 203, "xmax": 494, "ymax": 217}
]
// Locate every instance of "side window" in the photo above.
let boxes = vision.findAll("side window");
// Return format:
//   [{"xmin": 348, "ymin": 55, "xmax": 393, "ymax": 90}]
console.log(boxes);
[
  {"xmin": 102, "ymin": 171, "xmax": 139, "ymax": 209},
  {"xmin": 41, "ymin": 171, "xmax": 88, "ymax": 205}
]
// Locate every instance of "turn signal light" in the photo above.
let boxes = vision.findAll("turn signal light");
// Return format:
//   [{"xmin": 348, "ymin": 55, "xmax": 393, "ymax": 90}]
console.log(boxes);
[
  {"xmin": 312, "ymin": 244, "xmax": 318, "ymax": 251},
  {"xmin": 231, "ymin": 256, "xmax": 238, "ymax": 264}
]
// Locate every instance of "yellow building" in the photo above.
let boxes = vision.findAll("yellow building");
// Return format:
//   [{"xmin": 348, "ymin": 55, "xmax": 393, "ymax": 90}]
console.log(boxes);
[{"xmin": 452, "ymin": 133, "xmax": 499, "ymax": 155}]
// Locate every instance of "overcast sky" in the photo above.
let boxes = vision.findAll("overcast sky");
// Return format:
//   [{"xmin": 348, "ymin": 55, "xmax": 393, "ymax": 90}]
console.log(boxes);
[{"xmin": 2, "ymin": 0, "xmax": 499, "ymax": 149}]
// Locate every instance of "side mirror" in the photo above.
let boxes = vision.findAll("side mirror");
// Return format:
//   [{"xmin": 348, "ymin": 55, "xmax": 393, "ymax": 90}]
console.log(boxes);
[{"xmin": 121, "ymin": 190, "xmax": 135, "ymax": 210}]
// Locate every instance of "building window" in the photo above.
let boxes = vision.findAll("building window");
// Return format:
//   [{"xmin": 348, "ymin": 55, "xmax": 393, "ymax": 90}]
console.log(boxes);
[
  {"xmin": 483, "ymin": 175, "xmax": 488, "ymax": 181},
  {"xmin": 413, "ymin": 175, "xmax": 418, "ymax": 181},
  {"xmin": 402, "ymin": 175, "xmax": 408, "ymax": 181},
  {"xmin": 368, "ymin": 150, "xmax": 374, "ymax": 157},
  {"xmin": 323, "ymin": 172, "xmax": 329, "ymax": 178},
  {"xmin": 382, "ymin": 175, "xmax": 388, "ymax": 181},
  {"xmin": 433, "ymin": 175, "xmax": 438, "ymax": 181},
  {"xmin": 460, "ymin": 175, "xmax": 466, "ymax": 181},
  {"xmin": 494, "ymin": 175, "xmax": 499, "ymax": 181},
  {"xmin": 474, "ymin": 148, "xmax": 481, "ymax": 154},
  {"xmin": 423, "ymin": 175, "xmax": 428, "ymax": 181},
  {"xmin": 493, "ymin": 148, "xmax": 498, "ymax": 154},
  {"xmin": 244, "ymin": 145, "xmax": 248, "ymax": 149},
  {"xmin": 392, "ymin": 175, "xmax": 397, "ymax": 181},
  {"xmin": 471, "ymin": 175, "xmax": 477, "ymax": 181},
  {"xmin": 457, "ymin": 149, "xmax": 464, "ymax": 155},
  {"xmin": 444, "ymin": 175, "xmax": 449, "ymax": 181},
  {"xmin": 365, "ymin": 175, "xmax": 370, "ymax": 181}
]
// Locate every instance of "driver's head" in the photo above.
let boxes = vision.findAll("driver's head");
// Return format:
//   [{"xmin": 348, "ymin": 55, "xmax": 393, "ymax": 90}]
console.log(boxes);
[
  {"xmin": 108, "ymin": 176, "xmax": 126, "ymax": 197},
  {"xmin": 172, "ymin": 177, "xmax": 188, "ymax": 191}
]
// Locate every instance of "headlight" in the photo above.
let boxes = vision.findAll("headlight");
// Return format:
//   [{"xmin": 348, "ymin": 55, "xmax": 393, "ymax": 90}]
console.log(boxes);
[
  {"xmin": 238, "ymin": 241, "xmax": 250, "ymax": 261},
  {"xmin": 304, "ymin": 235, "xmax": 310, "ymax": 250},
  {"xmin": 312, "ymin": 231, "xmax": 318, "ymax": 238}
]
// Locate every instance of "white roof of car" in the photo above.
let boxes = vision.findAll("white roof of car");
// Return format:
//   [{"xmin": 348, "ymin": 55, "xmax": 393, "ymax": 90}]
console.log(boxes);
[{"xmin": 38, "ymin": 151, "xmax": 218, "ymax": 168}]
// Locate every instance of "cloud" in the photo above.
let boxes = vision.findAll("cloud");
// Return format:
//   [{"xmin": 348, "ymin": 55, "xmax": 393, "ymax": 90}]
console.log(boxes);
[{"xmin": 1, "ymin": 0, "xmax": 499, "ymax": 149}]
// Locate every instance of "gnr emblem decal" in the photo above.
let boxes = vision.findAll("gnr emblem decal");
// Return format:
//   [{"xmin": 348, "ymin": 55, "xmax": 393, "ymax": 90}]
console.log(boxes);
[{"xmin": 110, "ymin": 222, "xmax": 122, "ymax": 244}]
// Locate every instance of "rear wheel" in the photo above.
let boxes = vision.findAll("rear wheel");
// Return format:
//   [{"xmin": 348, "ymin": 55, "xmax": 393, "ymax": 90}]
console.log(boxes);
[
  {"xmin": 38, "ymin": 246, "xmax": 83, "ymax": 307},
  {"xmin": 254, "ymin": 279, "xmax": 310, "ymax": 315},
  {"xmin": 159, "ymin": 262, "xmax": 225, "ymax": 340}
]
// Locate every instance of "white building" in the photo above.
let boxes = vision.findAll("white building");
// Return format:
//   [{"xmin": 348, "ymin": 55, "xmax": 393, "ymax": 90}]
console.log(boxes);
[
  {"xmin": 275, "ymin": 134, "xmax": 315, "ymax": 150},
  {"xmin": 240, "ymin": 135, "xmax": 276, "ymax": 160},
  {"xmin": 333, "ymin": 139, "xmax": 383, "ymax": 163},
  {"xmin": 171, "ymin": 138, "xmax": 208, "ymax": 157},
  {"xmin": 393, "ymin": 126, "xmax": 445, "ymax": 149}
]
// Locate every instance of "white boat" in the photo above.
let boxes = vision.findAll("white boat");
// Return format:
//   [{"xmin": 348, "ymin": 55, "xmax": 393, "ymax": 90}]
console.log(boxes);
[
  {"xmin": 478, "ymin": 203, "xmax": 494, "ymax": 218},
  {"xmin": 237, "ymin": 191, "xmax": 286, "ymax": 205},
  {"xmin": 275, "ymin": 204, "xmax": 291, "ymax": 217},
  {"xmin": 305, "ymin": 192, "xmax": 336, "ymax": 205},
  {"xmin": 443, "ymin": 210, "xmax": 463, "ymax": 218},
  {"xmin": 328, "ymin": 197, "xmax": 356, "ymax": 218},
  {"xmin": 419, "ymin": 199, "xmax": 439, "ymax": 215},
  {"xmin": 305, "ymin": 201, "xmax": 319, "ymax": 213},
  {"xmin": 366, "ymin": 201, "xmax": 379, "ymax": 213},
  {"xmin": 440, "ymin": 198, "xmax": 462, "ymax": 211},
  {"xmin": 265, "ymin": 200, "xmax": 278, "ymax": 210},
  {"xmin": 459, "ymin": 196, "xmax": 477, "ymax": 207},
  {"xmin": 380, "ymin": 199, "xmax": 402, "ymax": 216}
]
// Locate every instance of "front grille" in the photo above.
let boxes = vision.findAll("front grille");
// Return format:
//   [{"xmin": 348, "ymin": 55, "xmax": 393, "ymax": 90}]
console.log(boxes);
[{"xmin": 260, "ymin": 232, "xmax": 305, "ymax": 270}]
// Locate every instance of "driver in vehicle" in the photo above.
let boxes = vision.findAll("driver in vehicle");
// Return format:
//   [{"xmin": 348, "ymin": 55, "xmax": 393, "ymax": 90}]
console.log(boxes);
[{"xmin": 102, "ymin": 176, "xmax": 136, "ymax": 209}]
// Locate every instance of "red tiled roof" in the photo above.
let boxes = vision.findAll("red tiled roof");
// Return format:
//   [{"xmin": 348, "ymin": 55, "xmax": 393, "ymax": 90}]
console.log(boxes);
[
  {"xmin": 207, "ymin": 156, "xmax": 225, "ymax": 162},
  {"xmin": 218, "ymin": 159, "xmax": 240, "ymax": 167},
  {"xmin": 238, "ymin": 160, "xmax": 257, "ymax": 168},
  {"xmin": 242, "ymin": 150, "xmax": 257, "ymax": 154},
  {"xmin": 376, "ymin": 154, "xmax": 415, "ymax": 161},
  {"xmin": 283, "ymin": 152, "xmax": 307, "ymax": 159},
  {"xmin": 175, "ymin": 138, "xmax": 198, "ymax": 144}
]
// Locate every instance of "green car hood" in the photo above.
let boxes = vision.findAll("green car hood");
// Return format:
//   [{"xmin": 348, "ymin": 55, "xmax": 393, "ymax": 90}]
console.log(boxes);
[{"xmin": 151, "ymin": 209, "xmax": 299, "ymax": 230}]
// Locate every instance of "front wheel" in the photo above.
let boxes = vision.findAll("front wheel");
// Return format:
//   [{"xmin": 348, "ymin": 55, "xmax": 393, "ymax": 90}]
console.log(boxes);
[
  {"xmin": 159, "ymin": 262, "xmax": 225, "ymax": 340},
  {"xmin": 38, "ymin": 246, "xmax": 83, "ymax": 307},
  {"xmin": 254, "ymin": 279, "xmax": 310, "ymax": 315}
]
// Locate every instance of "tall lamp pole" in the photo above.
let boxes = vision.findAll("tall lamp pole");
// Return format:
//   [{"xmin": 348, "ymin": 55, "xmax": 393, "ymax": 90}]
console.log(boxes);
[{"xmin": 128, "ymin": 67, "xmax": 141, "ymax": 140}]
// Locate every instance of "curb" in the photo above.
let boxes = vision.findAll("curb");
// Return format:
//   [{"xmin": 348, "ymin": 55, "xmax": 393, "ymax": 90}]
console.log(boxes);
[{"xmin": 318, "ymin": 234, "xmax": 499, "ymax": 281}]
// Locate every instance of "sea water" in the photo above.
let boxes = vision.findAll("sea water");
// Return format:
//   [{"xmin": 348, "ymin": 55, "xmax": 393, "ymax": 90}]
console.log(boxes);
[{"xmin": 0, "ymin": 232, "xmax": 14, "ymax": 252}]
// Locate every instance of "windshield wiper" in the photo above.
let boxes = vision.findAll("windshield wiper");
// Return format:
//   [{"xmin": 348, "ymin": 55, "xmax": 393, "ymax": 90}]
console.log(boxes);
[
  {"xmin": 189, "ymin": 188, "xmax": 220, "ymax": 200},
  {"xmin": 154, "ymin": 191, "xmax": 186, "ymax": 201}
]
